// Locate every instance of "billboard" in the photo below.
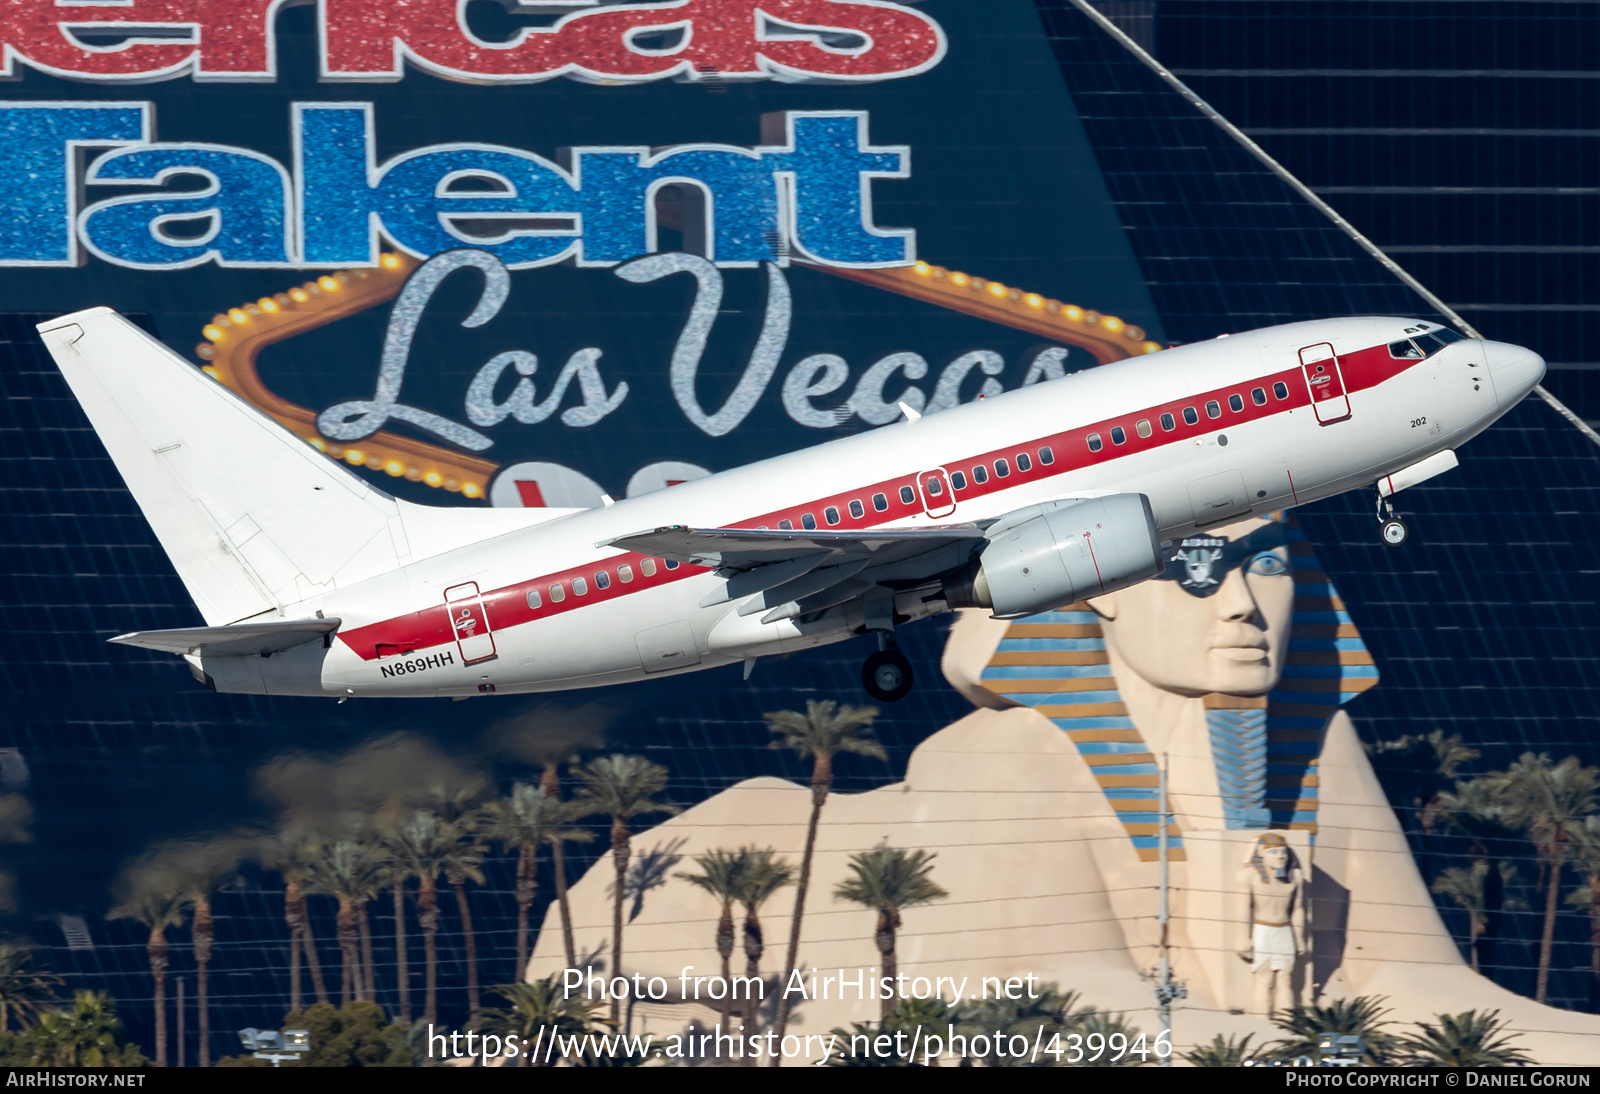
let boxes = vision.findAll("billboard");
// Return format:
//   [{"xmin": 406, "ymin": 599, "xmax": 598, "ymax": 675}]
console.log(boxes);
[{"xmin": 0, "ymin": 0, "xmax": 1162, "ymax": 510}]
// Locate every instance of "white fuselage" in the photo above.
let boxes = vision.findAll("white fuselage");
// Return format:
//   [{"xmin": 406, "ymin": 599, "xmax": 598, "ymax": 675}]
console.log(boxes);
[{"xmin": 199, "ymin": 316, "xmax": 1544, "ymax": 699}]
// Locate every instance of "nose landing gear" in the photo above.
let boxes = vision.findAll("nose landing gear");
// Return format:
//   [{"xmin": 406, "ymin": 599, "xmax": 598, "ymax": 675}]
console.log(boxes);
[
  {"xmin": 1376, "ymin": 491, "xmax": 1409, "ymax": 548},
  {"xmin": 862, "ymin": 636, "xmax": 914, "ymax": 703}
]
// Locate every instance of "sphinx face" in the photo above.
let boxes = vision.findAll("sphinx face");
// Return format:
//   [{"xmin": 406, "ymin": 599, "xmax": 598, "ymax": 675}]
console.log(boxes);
[{"xmin": 1090, "ymin": 517, "xmax": 1296, "ymax": 697}]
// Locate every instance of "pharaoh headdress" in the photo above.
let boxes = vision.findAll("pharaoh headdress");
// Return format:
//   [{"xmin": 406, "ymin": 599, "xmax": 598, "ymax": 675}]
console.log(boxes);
[{"xmin": 976, "ymin": 517, "xmax": 1377, "ymax": 862}]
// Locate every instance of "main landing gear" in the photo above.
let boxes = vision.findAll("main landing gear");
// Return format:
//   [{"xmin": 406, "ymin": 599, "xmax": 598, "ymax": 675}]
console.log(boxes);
[
  {"xmin": 862, "ymin": 635, "xmax": 914, "ymax": 703},
  {"xmin": 1376, "ymin": 491, "xmax": 1409, "ymax": 548}
]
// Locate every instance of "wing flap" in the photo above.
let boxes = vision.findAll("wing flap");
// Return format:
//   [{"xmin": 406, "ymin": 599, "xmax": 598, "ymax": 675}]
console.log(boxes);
[
  {"xmin": 110, "ymin": 618, "xmax": 341, "ymax": 657},
  {"xmin": 603, "ymin": 524, "xmax": 985, "ymax": 568}
]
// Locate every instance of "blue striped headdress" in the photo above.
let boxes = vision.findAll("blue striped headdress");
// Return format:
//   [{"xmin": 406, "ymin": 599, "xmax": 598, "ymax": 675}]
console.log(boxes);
[{"xmin": 975, "ymin": 518, "xmax": 1377, "ymax": 861}]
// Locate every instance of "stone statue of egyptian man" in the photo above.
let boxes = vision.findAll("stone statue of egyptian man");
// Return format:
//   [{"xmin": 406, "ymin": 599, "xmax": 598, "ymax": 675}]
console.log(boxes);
[{"xmin": 1238, "ymin": 832, "xmax": 1307, "ymax": 1016}]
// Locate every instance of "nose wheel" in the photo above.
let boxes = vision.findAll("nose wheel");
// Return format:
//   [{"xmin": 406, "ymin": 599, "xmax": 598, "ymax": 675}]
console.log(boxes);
[
  {"xmin": 862, "ymin": 645, "xmax": 914, "ymax": 703},
  {"xmin": 1375, "ymin": 491, "xmax": 1409, "ymax": 548}
]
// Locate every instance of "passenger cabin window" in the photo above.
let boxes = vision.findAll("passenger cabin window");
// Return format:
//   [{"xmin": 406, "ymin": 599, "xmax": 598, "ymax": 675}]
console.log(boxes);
[
  {"xmin": 1273, "ymin": 381, "xmax": 1289, "ymax": 400},
  {"xmin": 619, "ymin": 565, "xmax": 634, "ymax": 583},
  {"xmin": 1109, "ymin": 426, "xmax": 1126, "ymax": 445},
  {"xmin": 573, "ymin": 576, "xmax": 588, "ymax": 595},
  {"xmin": 595, "ymin": 570, "xmax": 610, "ymax": 590},
  {"xmin": 778, "ymin": 519, "xmax": 793, "ymax": 530},
  {"xmin": 1039, "ymin": 446, "xmax": 1055, "ymax": 465},
  {"xmin": 899, "ymin": 485, "xmax": 916, "ymax": 505},
  {"xmin": 1183, "ymin": 406, "xmax": 1199, "ymax": 425},
  {"xmin": 1160, "ymin": 412, "xmax": 1176, "ymax": 431},
  {"xmin": 1016, "ymin": 452, "xmax": 1032, "ymax": 471},
  {"xmin": 950, "ymin": 471, "xmax": 967, "ymax": 490},
  {"xmin": 640, "ymin": 558, "xmax": 657, "ymax": 577},
  {"xmin": 1228, "ymin": 393, "xmax": 1244, "ymax": 412},
  {"xmin": 526, "ymin": 589, "xmax": 542, "ymax": 609},
  {"xmin": 1135, "ymin": 419, "xmax": 1152, "ymax": 439},
  {"xmin": 801, "ymin": 513, "xmax": 817, "ymax": 530},
  {"xmin": 849, "ymin": 499, "xmax": 865, "ymax": 518},
  {"xmin": 1087, "ymin": 433, "xmax": 1103, "ymax": 452},
  {"xmin": 872, "ymin": 492, "xmax": 888, "ymax": 512},
  {"xmin": 972, "ymin": 464, "xmax": 988, "ymax": 484},
  {"xmin": 824, "ymin": 506, "xmax": 840, "ymax": 525},
  {"xmin": 995, "ymin": 458, "xmax": 1011, "ymax": 477},
  {"xmin": 549, "ymin": 583, "xmax": 566, "ymax": 603},
  {"xmin": 1251, "ymin": 387, "xmax": 1267, "ymax": 406},
  {"xmin": 1205, "ymin": 400, "xmax": 1222, "ymax": 419}
]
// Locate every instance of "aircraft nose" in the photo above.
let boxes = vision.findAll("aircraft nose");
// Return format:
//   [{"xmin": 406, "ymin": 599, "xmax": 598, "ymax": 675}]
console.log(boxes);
[{"xmin": 1482, "ymin": 340, "xmax": 1546, "ymax": 408}]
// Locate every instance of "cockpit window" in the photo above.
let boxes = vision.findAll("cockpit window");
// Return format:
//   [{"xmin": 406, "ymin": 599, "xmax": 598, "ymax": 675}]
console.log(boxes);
[{"xmin": 1391, "ymin": 328, "xmax": 1466, "ymax": 360}]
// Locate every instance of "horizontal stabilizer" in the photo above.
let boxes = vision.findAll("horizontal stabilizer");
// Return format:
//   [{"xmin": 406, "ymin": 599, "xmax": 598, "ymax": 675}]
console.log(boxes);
[
  {"xmin": 110, "ymin": 618, "xmax": 341, "ymax": 657},
  {"xmin": 603, "ymin": 524, "xmax": 984, "ymax": 569}
]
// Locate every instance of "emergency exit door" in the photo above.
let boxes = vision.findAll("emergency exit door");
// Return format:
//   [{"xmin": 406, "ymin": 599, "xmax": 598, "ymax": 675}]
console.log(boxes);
[
  {"xmin": 1299, "ymin": 343, "xmax": 1352, "ymax": 424},
  {"xmin": 444, "ymin": 582, "xmax": 497, "ymax": 665}
]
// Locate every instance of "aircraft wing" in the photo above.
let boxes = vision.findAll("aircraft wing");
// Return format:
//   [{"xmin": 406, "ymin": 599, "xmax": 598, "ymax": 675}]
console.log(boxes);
[
  {"xmin": 109, "ymin": 618, "xmax": 341, "ymax": 657},
  {"xmin": 600, "ymin": 524, "xmax": 986, "ymax": 569}
]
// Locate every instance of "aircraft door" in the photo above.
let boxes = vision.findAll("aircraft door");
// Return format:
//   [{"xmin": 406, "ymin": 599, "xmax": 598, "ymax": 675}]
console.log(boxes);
[
  {"xmin": 1299, "ymin": 342, "xmax": 1352, "ymax": 424},
  {"xmin": 444, "ymin": 582, "xmax": 497, "ymax": 665},
  {"xmin": 918, "ymin": 468, "xmax": 956, "ymax": 518}
]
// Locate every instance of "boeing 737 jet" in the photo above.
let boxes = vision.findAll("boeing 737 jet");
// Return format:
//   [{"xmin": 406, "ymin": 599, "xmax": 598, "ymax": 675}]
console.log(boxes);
[{"xmin": 38, "ymin": 308, "xmax": 1544, "ymax": 702}]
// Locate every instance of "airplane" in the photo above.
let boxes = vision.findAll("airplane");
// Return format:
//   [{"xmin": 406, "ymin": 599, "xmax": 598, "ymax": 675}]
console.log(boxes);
[{"xmin": 38, "ymin": 308, "xmax": 1544, "ymax": 703}]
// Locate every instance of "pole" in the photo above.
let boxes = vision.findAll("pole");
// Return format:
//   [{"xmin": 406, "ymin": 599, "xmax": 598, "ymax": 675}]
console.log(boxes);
[
  {"xmin": 1150, "ymin": 754, "xmax": 1186, "ymax": 1063},
  {"xmin": 176, "ymin": 978, "xmax": 185, "ymax": 1069},
  {"xmin": 1157, "ymin": 754, "xmax": 1171, "ymax": 1066}
]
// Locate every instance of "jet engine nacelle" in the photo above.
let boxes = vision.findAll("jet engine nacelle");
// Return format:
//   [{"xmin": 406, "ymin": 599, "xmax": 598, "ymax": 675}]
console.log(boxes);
[{"xmin": 945, "ymin": 494, "xmax": 1163, "ymax": 619}]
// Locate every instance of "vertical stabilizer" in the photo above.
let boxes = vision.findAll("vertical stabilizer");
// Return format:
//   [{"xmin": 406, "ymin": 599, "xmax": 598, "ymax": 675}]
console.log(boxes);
[{"xmin": 38, "ymin": 308, "xmax": 406, "ymax": 625}]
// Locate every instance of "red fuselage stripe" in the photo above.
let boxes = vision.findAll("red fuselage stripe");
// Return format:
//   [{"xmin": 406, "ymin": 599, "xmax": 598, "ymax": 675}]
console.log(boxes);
[{"xmin": 338, "ymin": 341, "xmax": 1422, "ymax": 661}]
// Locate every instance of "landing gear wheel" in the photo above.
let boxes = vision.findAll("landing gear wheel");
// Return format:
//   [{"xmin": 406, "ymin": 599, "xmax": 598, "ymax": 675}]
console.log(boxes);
[
  {"xmin": 1380, "ymin": 518, "xmax": 1409, "ymax": 548},
  {"xmin": 862, "ymin": 648, "xmax": 914, "ymax": 703}
]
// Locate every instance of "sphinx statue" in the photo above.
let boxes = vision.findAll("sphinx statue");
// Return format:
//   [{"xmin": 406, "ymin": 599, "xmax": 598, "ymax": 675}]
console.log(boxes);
[{"xmin": 528, "ymin": 515, "xmax": 1600, "ymax": 1063}]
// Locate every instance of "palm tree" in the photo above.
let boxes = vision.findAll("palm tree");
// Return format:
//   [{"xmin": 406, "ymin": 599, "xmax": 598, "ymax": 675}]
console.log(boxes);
[
  {"xmin": 766, "ymin": 700, "xmax": 884, "ymax": 1049},
  {"xmin": 677, "ymin": 848, "xmax": 744, "ymax": 1026},
  {"xmin": 266, "ymin": 836, "xmax": 330, "ymax": 1010},
  {"xmin": 28, "ymin": 991, "xmax": 145, "ymax": 1067},
  {"xmin": 175, "ymin": 835, "xmax": 253, "ymax": 1068},
  {"xmin": 571, "ymin": 754, "xmax": 679, "ymax": 1026},
  {"xmin": 833, "ymin": 845, "xmax": 947, "ymax": 1020},
  {"xmin": 304, "ymin": 838, "xmax": 385, "ymax": 1005},
  {"xmin": 734, "ymin": 847, "xmax": 794, "ymax": 1037},
  {"xmin": 1398, "ymin": 1010, "xmax": 1533, "ymax": 1067},
  {"xmin": 1432, "ymin": 776, "xmax": 1522, "ymax": 975},
  {"xmin": 954, "ymin": 985, "xmax": 1085, "ymax": 1067},
  {"xmin": 482, "ymin": 783, "xmax": 592, "ymax": 979},
  {"xmin": 1432, "ymin": 861, "xmax": 1525, "ymax": 972},
  {"xmin": 441, "ymin": 830, "xmax": 488, "ymax": 1020},
  {"xmin": 381, "ymin": 810, "xmax": 463, "ymax": 1026},
  {"xmin": 1564, "ymin": 815, "xmax": 1600, "ymax": 1003},
  {"xmin": 536, "ymin": 754, "xmax": 583, "ymax": 972},
  {"xmin": 1069, "ymin": 1011, "xmax": 1147, "ymax": 1067},
  {"xmin": 108, "ymin": 884, "xmax": 186, "ymax": 1066},
  {"xmin": 0, "ymin": 943, "xmax": 60, "ymax": 1031},
  {"xmin": 1369, "ymin": 731, "xmax": 1479, "ymax": 836},
  {"xmin": 384, "ymin": 862, "xmax": 411, "ymax": 1024},
  {"xmin": 1491, "ymin": 752, "xmax": 1599, "ymax": 1003},
  {"xmin": 1264, "ymin": 996, "xmax": 1399, "ymax": 1066},
  {"xmin": 1184, "ymin": 1033, "xmax": 1255, "ymax": 1067},
  {"xmin": 480, "ymin": 976, "xmax": 604, "ymax": 1068}
]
